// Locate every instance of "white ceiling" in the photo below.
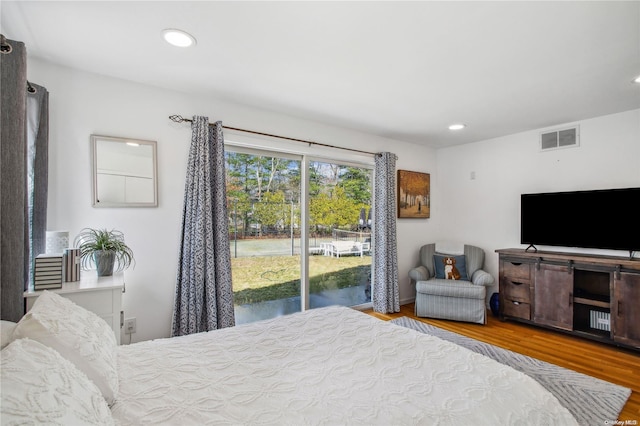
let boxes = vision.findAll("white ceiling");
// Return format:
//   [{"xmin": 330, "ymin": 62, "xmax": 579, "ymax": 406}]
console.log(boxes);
[{"xmin": 2, "ymin": 1, "xmax": 639, "ymax": 148}]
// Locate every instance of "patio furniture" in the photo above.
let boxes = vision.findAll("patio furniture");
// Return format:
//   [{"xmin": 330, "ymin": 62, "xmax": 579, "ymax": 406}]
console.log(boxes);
[
  {"xmin": 308, "ymin": 246, "xmax": 324, "ymax": 255},
  {"xmin": 323, "ymin": 241, "xmax": 369, "ymax": 258}
]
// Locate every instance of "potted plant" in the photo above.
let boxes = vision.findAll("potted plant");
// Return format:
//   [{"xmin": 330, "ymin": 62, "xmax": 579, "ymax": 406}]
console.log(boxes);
[{"xmin": 74, "ymin": 228, "xmax": 135, "ymax": 276}]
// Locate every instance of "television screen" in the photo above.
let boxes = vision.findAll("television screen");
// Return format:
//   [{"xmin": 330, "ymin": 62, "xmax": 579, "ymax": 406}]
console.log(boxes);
[{"xmin": 520, "ymin": 187, "xmax": 640, "ymax": 252}]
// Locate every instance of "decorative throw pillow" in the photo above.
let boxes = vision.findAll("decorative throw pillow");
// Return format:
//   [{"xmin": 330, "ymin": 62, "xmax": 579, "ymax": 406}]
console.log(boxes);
[
  {"xmin": 1, "ymin": 338, "xmax": 114, "ymax": 425},
  {"xmin": 434, "ymin": 254, "xmax": 468, "ymax": 281},
  {"xmin": 11, "ymin": 291, "xmax": 119, "ymax": 405},
  {"xmin": 1, "ymin": 320, "xmax": 17, "ymax": 349}
]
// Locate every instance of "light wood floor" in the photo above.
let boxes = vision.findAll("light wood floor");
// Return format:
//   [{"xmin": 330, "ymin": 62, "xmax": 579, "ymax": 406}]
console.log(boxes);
[{"xmin": 364, "ymin": 303, "xmax": 640, "ymax": 422}]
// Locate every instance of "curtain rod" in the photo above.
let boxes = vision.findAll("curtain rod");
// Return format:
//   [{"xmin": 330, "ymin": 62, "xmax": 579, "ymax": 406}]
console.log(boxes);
[{"xmin": 168, "ymin": 115, "xmax": 377, "ymax": 156}]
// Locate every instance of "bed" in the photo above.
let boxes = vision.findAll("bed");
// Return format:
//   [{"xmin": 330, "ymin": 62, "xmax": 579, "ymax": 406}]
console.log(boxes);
[{"xmin": 1, "ymin": 291, "xmax": 577, "ymax": 425}]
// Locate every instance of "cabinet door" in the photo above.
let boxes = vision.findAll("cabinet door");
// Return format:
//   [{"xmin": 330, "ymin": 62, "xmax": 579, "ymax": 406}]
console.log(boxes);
[
  {"xmin": 613, "ymin": 272, "xmax": 640, "ymax": 348},
  {"xmin": 534, "ymin": 263, "xmax": 573, "ymax": 330}
]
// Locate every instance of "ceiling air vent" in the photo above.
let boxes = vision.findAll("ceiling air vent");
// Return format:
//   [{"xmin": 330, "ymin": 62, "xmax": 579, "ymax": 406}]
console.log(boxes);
[{"xmin": 540, "ymin": 126, "xmax": 579, "ymax": 151}]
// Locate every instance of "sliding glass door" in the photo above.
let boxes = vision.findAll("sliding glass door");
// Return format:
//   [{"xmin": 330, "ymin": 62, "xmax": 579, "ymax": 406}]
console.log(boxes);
[
  {"xmin": 308, "ymin": 160, "xmax": 372, "ymax": 309},
  {"xmin": 226, "ymin": 149, "xmax": 302, "ymax": 324},
  {"xmin": 226, "ymin": 148, "xmax": 373, "ymax": 324}
]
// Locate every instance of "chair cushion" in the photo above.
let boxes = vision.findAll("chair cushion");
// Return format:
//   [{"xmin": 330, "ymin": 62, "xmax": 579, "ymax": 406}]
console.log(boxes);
[
  {"xmin": 416, "ymin": 279, "xmax": 486, "ymax": 299},
  {"xmin": 433, "ymin": 254, "xmax": 468, "ymax": 280}
]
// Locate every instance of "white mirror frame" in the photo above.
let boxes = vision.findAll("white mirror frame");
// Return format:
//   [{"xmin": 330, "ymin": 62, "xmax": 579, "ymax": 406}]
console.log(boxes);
[{"xmin": 91, "ymin": 135, "xmax": 158, "ymax": 207}]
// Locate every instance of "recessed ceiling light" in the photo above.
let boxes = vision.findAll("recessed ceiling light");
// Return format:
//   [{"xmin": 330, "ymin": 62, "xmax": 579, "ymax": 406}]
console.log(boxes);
[
  {"xmin": 162, "ymin": 29, "xmax": 196, "ymax": 48},
  {"xmin": 633, "ymin": 75, "xmax": 640, "ymax": 84},
  {"xmin": 448, "ymin": 124, "xmax": 466, "ymax": 131}
]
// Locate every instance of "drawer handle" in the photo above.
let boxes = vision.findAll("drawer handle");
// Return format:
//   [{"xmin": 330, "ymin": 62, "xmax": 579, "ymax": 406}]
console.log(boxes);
[
  {"xmin": 511, "ymin": 281, "xmax": 524, "ymax": 286},
  {"xmin": 512, "ymin": 301, "xmax": 520, "ymax": 305},
  {"xmin": 510, "ymin": 262, "xmax": 522, "ymax": 266}
]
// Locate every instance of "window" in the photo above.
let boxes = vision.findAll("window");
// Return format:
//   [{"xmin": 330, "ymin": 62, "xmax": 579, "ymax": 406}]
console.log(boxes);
[{"xmin": 225, "ymin": 146, "xmax": 373, "ymax": 324}]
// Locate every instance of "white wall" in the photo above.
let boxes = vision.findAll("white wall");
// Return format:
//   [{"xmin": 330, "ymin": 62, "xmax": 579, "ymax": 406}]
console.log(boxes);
[
  {"xmin": 32, "ymin": 58, "xmax": 637, "ymax": 342},
  {"xmin": 28, "ymin": 58, "xmax": 439, "ymax": 342},
  {"xmin": 436, "ymin": 109, "xmax": 640, "ymax": 298}
]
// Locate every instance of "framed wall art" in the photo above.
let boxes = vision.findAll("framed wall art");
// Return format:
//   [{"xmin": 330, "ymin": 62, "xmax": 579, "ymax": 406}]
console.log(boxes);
[{"xmin": 397, "ymin": 170, "xmax": 430, "ymax": 218}]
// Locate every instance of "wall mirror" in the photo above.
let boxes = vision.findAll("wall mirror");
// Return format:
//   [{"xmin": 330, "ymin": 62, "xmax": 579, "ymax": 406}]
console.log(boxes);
[{"xmin": 91, "ymin": 135, "xmax": 158, "ymax": 207}]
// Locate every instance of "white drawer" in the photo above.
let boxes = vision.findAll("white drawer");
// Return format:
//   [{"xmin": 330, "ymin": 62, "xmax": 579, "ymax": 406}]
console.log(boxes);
[{"xmin": 63, "ymin": 290, "xmax": 113, "ymax": 315}]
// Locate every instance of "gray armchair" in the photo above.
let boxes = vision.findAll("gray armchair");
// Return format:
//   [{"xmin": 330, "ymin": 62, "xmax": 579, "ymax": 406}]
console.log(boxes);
[{"xmin": 409, "ymin": 243, "xmax": 494, "ymax": 324}]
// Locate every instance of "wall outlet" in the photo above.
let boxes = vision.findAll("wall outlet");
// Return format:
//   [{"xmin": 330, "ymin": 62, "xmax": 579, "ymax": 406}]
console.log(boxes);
[{"xmin": 124, "ymin": 318, "xmax": 136, "ymax": 334}]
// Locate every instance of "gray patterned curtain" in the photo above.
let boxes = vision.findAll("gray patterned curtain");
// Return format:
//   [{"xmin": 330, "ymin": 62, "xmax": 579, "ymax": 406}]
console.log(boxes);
[
  {"xmin": 172, "ymin": 117, "xmax": 235, "ymax": 336},
  {"xmin": 372, "ymin": 152, "xmax": 400, "ymax": 313},
  {"xmin": 1, "ymin": 36, "xmax": 49, "ymax": 322},
  {"xmin": 1, "ymin": 36, "xmax": 27, "ymax": 321}
]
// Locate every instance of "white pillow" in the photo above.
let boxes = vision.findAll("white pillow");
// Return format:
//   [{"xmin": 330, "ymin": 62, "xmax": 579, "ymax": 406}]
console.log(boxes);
[
  {"xmin": 1, "ymin": 320, "xmax": 17, "ymax": 348},
  {"xmin": 1, "ymin": 338, "xmax": 114, "ymax": 425},
  {"xmin": 12, "ymin": 291, "xmax": 119, "ymax": 405}
]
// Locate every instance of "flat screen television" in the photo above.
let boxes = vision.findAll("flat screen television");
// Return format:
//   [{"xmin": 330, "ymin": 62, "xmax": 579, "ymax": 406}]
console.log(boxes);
[{"xmin": 520, "ymin": 187, "xmax": 640, "ymax": 254}]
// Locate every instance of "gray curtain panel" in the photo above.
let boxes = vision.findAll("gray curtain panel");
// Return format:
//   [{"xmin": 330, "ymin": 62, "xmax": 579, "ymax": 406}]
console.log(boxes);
[
  {"xmin": 172, "ymin": 117, "xmax": 235, "ymax": 336},
  {"xmin": 372, "ymin": 152, "xmax": 400, "ymax": 313},
  {"xmin": 27, "ymin": 83, "xmax": 49, "ymax": 283},
  {"xmin": 1, "ymin": 37, "xmax": 28, "ymax": 322}
]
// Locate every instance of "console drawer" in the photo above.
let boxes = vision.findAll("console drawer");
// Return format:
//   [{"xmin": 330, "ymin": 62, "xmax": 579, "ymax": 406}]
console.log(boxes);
[
  {"xmin": 502, "ymin": 260, "xmax": 531, "ymax": 280},
  {"xmin": 503, "ymin": 299, "xmax": 531, "ymax": 320},
  {"xmin": 502, "ymin": 278, "xmax": 531, "ymax": 303}
]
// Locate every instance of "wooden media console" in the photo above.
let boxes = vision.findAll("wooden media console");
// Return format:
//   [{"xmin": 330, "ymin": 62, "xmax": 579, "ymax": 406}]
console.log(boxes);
[{"xmin": 496, "ymin": 248, "xmax": 640, "ymax": 351}]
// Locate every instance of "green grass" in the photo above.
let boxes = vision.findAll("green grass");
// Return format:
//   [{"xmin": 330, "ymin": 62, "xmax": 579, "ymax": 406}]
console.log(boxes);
[{"xmin": 231, "ymin": 255, "xmax": 371, "ymax": 305}]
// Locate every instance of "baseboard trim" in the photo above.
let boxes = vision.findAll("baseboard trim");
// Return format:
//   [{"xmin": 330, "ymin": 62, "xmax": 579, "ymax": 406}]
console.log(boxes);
[{"xmin": 401, "ymin": 297, "xmax": 415, "ymax": 306}]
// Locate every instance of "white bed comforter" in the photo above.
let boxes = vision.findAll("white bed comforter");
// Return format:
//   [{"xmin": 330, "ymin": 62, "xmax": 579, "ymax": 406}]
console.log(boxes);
[{"xmin": 111, "ymin": 306, "xmax": 577, "ymax": 425}]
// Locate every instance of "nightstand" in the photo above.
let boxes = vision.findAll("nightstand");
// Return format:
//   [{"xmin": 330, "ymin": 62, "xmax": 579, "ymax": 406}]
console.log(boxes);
[{"xmin": 24, "ymin": 272, "xmax": 125, "ymax": 344}]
